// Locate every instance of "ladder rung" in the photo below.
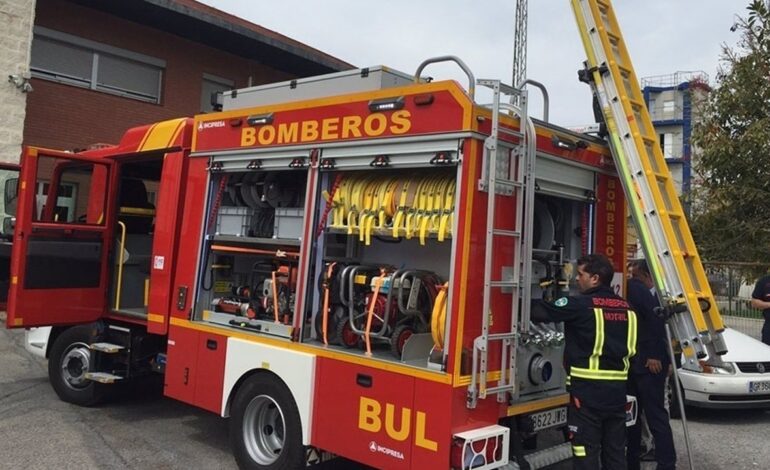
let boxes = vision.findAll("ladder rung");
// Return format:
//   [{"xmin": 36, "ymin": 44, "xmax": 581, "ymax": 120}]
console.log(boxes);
[
  {"xmin": 617, "ymin": 65, "xmax": 633, "ymax": 76},
  {"xmin": 491, "ymin": 179, "xmax": 523, "ymax": 188},
  {"xmin": 629, "ymin": 99, "xmax": 646, "ymax": 109},
  {"xmin": 666, "ymin": 212, "xmax": 684, "ymax": 220},
  {"xmin": 492, "ymin": 229, "xmax": 521, "ymax": 238},
  {"xmin": 490, "ymin": 281, "xmax": 518, "ymax": 288},
  {"xmin": 477, "ymin": 79, "xmax": 520, "ymax": 97},
  {"xmin": 487, "ymin": 332, "xmax": 516, "ymax": 341},
  {"xmin": 483, "ymin": 383, "xmax": 514, "ymax": 395},
  {"xmin": 651, "ymin": 172, "xmax": 669, "ymax": 182}
]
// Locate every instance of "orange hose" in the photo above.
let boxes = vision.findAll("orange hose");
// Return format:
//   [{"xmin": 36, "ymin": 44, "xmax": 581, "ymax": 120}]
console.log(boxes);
[
  {"xmin": 365, "ymin": 271, "xmax": 387, "ymax": 356},
  {"xmin": 321, "ymin": 262, "xmax": 337, "ymax": 346},
  {"xmin": 272, "ymin": 270, "xmax": 280, "ymax": 323}
]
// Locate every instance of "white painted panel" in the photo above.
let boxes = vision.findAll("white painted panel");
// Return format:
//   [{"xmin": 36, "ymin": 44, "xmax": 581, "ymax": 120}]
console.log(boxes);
[{"xmin": 223, "ymin": 338, "xmax": 316, "ymax": 445}]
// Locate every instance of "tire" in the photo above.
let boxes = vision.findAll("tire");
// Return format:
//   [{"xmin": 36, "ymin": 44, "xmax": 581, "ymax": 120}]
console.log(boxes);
[
  {"xmin": 314, "ymin": 308, "xmax": 339, "ymax": 345},
  {"xmin": 336, "ymin": 318, "xmax": 360, "ymax": 349},
  {"xmin": 48, "ymin": 325, "xmax": 105, "ymax": 407},
  {"xmin": 390, "ymin": 324, "xmax": 414, "ymax": 358},
  {"xmin": 230, "ymin": 374, "xmax": 304, "ymax": 470},
  {"xmin": 667, "ymin": 375, "xmax": 685, "ymax": 419}
]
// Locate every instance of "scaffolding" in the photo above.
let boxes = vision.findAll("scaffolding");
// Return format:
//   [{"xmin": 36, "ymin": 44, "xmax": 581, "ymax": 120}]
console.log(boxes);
[{"xmin": 641, "ymin": 71, "xmax": 709, "ymax": 89}]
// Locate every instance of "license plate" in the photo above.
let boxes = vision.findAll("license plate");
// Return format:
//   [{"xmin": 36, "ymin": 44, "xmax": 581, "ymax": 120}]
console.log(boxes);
[
  {"xmin": 530, "ymin": 407, "xmax": 568, "ymax": 431},
  {"xmin": 749, "ymin": 381, "xmax": 770, "ymax": 393}
]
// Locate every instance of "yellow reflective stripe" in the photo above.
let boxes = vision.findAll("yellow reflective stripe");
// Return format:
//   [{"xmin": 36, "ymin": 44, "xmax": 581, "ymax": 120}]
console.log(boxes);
[
  {"xmin": 623, "ymin": 309, "xmax": 638, "ymax": 372},
  {"xmin": 570, "ymin": 366, "xmax": 627, "ymax": 380},
  {"xmin": 573, "ymin": 445, "xmax": 586, "ymax": 457},
  {"xmin": 590, "ymin": 308, "xmax": 604, "ymax": 370},
  {"xmin": 565, "ymin": 375, "xmax": 571, "ymax": 386}
]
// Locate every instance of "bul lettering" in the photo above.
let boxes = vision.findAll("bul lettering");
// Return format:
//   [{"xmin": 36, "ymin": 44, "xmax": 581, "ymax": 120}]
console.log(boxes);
[{"xmin": 358, "ymin": 396, "xmax": 438, "ymax": 451}]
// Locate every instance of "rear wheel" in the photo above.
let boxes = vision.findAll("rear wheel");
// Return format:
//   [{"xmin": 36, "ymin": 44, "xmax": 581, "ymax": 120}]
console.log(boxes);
[
  {"xmin": 230, "ymin": 374, "xmax": 304, "ymax": 470},
  {"xmin": 48, "ymin": 325, "xmax": 105, "ymax": 406}
]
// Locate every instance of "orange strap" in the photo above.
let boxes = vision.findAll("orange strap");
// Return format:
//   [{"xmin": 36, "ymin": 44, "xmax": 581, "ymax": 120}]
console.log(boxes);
[
  {"xmin": 272, "ymin": 270, "xmax": 280, "ymax": 323},
  {"xmin": 321, "ymin": 262, "xmax": 337, "ymax": 346},
  {"xmin": 365, "ymin": 271, "xmax": 387, "ymax": 356}
]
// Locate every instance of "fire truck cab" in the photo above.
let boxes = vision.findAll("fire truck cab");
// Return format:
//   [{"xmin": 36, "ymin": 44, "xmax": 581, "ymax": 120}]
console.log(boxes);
[{"xmin": 8, "ymin": 60, "xmax": 626, "ymax": 469}]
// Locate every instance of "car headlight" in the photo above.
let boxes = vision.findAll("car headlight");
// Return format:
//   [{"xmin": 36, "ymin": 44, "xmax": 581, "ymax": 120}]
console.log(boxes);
[{"xmin": 699, "ymin": 360, "xmax": 735, "ymax": 374}]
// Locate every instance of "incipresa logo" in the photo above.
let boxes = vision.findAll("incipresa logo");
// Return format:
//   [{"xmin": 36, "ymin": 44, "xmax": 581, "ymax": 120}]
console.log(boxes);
[
  {"xmin": 198, "ymin": 120, "xmax": 226, "ymax": 130},
  {"xmin": 368, "ymin": 440, "xmax": 404, "ymax": 460}
]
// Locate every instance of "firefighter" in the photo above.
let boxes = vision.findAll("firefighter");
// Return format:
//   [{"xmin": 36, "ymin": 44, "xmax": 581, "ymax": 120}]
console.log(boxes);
[
  {"xmin": 532, "ymin": 254, "xmax": 637, "ymax": 470},
  {"xmin": 625, "ymin": 259, "xmax": 676, "ymax": 470}
]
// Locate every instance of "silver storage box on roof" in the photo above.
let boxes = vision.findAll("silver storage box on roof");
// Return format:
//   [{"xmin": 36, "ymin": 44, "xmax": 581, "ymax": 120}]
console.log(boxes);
[{"xmin": 222, "ymin": 66, "xmax": 415, "ymax": 111}]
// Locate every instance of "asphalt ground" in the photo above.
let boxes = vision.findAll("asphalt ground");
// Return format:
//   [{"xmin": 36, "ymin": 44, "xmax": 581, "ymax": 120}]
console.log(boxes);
[{"xmin": 2, "ymin": 317, "xmax": 769, "ymax": 469}]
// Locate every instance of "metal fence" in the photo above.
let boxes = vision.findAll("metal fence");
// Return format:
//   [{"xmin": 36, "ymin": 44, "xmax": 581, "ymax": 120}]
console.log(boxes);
[{"xmin": 704, "ymin": 261, "xmax": 767, "ymax": 340}]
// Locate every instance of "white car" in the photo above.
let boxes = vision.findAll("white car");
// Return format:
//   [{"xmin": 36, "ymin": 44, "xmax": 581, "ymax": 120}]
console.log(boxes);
[{"xmin": 676, "ymin": 328, "xmax": 770, "ymax": 409}]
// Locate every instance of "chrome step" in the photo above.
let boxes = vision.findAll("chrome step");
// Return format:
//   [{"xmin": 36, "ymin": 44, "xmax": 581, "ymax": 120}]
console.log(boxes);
[
  {"xmin": 90, "ymin": 342, "xmax": 125, "ymax": 354},
  {"xmin": 84, "ymin": 372, "xmax": 124, "ymax": 384}
]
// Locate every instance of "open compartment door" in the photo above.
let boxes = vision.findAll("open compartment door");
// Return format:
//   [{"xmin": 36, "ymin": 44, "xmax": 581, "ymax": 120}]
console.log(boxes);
[{"xmin": 6, "ymin": 147, "xmax": 115, "ymax": 328}]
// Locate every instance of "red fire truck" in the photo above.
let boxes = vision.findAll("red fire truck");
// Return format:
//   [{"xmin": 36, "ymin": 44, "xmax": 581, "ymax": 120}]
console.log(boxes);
[{"xmin": 6, "ymin": 58, "xmax": 627, "ymax": 469}]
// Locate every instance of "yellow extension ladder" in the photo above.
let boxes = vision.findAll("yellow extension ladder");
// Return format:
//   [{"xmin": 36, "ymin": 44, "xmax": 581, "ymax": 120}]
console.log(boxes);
[{"xmin": 570, "ymin": 0, "xmax": 727, "ymax": 369}]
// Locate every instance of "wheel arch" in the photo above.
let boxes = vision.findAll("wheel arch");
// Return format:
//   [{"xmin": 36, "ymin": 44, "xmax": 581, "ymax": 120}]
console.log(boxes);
[
  {"xmin": 224, "ymin": 367, "xmax": 281, "ymax": 417},
  {"xmin": 221, "ymin": 337, "xmax": 317, "ymax": 446}
]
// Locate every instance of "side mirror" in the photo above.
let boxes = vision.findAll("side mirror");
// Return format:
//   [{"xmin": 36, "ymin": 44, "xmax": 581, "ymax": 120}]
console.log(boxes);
[
  {"xmin": 2, "ymin": 216, "xmax": 14, "ymax": 240},
  {"xmin": 4, "ymin": 177, "xmax": 18, "ymax": 216}
]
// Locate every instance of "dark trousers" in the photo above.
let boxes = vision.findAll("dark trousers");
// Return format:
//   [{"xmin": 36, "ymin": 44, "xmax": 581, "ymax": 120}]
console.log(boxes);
[
  {"xmin": 568, "ymin": 398, "xmax": 626, "ymax": 470},
  {"xmin": 627, "ymin": 371, "xmax": 676, "ymax": 470},
  {"xmin": 762, "ymin": 316, "xmax": 770, "ymax": 345}
]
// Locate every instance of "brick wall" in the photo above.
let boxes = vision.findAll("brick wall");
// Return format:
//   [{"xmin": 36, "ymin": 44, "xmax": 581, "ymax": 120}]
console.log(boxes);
[
  {"xmin": 0, "ymin": 0, "xmax": 35, "ymax": 163},
  {"xmin": 25, "ymin": 0, "xmax": 295, "ymax": 151}
]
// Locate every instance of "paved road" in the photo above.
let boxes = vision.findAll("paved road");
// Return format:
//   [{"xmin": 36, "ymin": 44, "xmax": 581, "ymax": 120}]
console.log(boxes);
[{"xmin": 2, "ymin": 318, "xmax": 769, "ymax": 469}]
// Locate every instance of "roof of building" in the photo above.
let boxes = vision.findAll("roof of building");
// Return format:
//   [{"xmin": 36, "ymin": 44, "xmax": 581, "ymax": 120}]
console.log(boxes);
[{"xmin": 66, "ymin": 0, "xmax": 354, "ymax": 76}]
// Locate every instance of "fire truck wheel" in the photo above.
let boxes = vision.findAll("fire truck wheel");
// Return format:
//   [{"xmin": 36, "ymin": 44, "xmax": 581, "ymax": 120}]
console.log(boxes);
[
  {"xmin": 390, "ymin": 324, "xmax": 414, "ymax": 358},
  {"xmin": 230, "ymin": 374, "xmax": 304, "ymax": 470},
  {"xmin": 336, "ymin": 318, "xmax": 360, "ymax": 349},
  {"xmin": 48, "ymin": 325, "xmax": 105, "ymax": 407}
]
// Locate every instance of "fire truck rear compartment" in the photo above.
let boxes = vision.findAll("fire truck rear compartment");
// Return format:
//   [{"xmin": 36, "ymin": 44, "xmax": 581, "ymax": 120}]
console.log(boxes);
[{"xmin": 195, "ymin": 165, "xmax": 457, "ymax": 370}]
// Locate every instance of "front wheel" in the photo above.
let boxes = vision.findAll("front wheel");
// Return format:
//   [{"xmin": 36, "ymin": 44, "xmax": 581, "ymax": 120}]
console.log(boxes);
[
  {"xmin": 48, "ymin": 325, "xmax": 105, "ymax": 406},
  {"xmin": 230, "ymin": 374, "xmax": 304, "ymax": 470},
  {"xmin": 666, "ymin": 375, "xmax": 685, "ymax": 419}
]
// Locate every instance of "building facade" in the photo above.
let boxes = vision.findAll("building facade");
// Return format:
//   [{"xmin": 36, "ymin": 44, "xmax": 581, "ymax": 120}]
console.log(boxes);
[
  {"xmin": 4, "ymin": 0, "xmax": 352, "ymax": 160},
  {"xmin": 0, "ymin": 0, "xmax": 35, "ymax": 164},
  {"xmin": 641, "ymin": 71, "xmax": 710, "ymax": 198}
]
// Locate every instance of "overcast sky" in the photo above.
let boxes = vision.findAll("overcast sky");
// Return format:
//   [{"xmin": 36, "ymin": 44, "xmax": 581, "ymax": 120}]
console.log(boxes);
[{"xmin": 200, "ymin": 1, "xmax": 745, "ymax": 126}]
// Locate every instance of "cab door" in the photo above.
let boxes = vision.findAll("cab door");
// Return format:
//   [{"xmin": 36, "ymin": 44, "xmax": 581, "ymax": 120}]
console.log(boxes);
[{"xmin": 6, "ymin": 148, "xmax": 115, "ymax": 328}]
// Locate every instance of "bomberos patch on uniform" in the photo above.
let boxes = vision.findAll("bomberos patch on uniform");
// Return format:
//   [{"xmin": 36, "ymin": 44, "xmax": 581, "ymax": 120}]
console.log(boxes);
[{"xmin": 554, "ymin": 297, "xmax": 568, "ymax": 307}]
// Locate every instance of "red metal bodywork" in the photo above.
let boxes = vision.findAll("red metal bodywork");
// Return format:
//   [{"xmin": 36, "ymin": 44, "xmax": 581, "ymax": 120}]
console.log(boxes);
[{"xmin": 7, "ymin": 81, "xmax": 625, "ymax": 468}]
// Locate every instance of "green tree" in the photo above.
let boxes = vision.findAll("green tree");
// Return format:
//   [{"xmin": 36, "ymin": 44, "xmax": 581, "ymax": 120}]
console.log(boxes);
[{"xmin": 691, "ymin": 0, "xmax": 770, "ymax": 272}]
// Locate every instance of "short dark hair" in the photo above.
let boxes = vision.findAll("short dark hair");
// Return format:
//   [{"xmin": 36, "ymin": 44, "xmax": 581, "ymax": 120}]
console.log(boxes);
[
  {"xmin": 577, "ymin": 254, "xmax": 614, "ymax": 287},
  {"xmin": 631, "ymin": 259, "xmax": 651, "ymax": 277}
]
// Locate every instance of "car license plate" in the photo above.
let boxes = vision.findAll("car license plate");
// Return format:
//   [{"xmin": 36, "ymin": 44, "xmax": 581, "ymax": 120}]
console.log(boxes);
[
  {"xmin": 749, "ymin": 381, "xmax": 770, "ymax": 393},
  {"xmin": 530, "ymin": 407, "xmax": 567, "ymax": 431}
]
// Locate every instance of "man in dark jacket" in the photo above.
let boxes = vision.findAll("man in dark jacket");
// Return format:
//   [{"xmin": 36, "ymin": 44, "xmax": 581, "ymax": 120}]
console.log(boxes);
[
  {"xmin": 750, "ymin": 273, "xmax": 770, "ymax": 345},
  {"xmin": 533, "ymin": 254, "xmax": 637, "ymax": 470},
  {"xmin": 625, "ymin": 259, "xmax": 676, "ymax": 470}
]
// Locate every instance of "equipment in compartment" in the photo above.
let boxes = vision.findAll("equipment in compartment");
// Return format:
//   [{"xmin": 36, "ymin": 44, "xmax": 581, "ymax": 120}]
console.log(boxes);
[
  {"xmin": 328, "ymin": 172, "xmax": 456, "ymax": 245},
  {"xmin": 211, "ymin": 258, "xmax": 299, "ymax": 328},
  {"xmin": 327, "ymin": 263, "xmax": 442, "ymax": 358},
  {"xmin": 214, "ymin": 170, "xmax": 306, "ymax": 239},
  {"xmin": 315, "ymin": 261, "xmax": 346, "ymax": 345}
]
